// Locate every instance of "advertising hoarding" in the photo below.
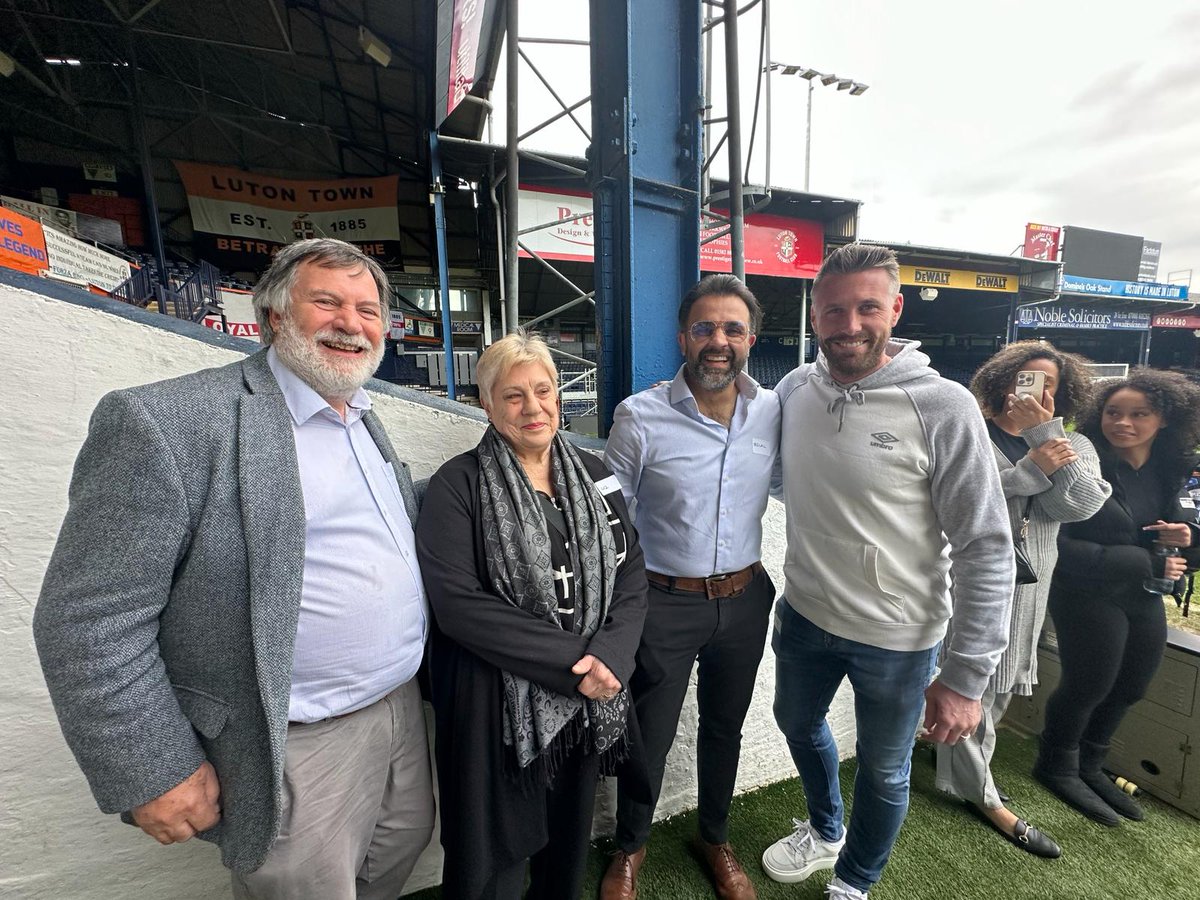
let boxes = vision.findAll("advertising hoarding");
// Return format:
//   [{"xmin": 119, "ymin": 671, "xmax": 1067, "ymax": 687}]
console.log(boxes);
[
  {"xmin": 1061, "ymin": 274, "xmax": 1188, "ymax": 301},
  {"xmin": 1023, "ymin": 223, "xmax": 1060, "ymax": 261},
  {"xmin": 517, "ymin": 186, "xmax": 823, "ymax": 279},
  {"xmin": 1017, "ymin": 304, "xmax": 1151, "ymax": 331},
  {"xmin": 899, "ymin": 265, "xmax": 1018, "ymax": 293},
  {"xmin": 1151, "ymin": 313, "xmax": 1200, "ymax": 329},
  {"xmin": 0, "ymin": 206, "xmax": 49, "ymax": 277}
]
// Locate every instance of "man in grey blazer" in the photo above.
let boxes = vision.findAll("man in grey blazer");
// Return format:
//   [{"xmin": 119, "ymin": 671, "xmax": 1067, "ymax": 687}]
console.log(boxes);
[{"xmin": 34, "ymin": 238, "xmax": 435, "ymax": 900}]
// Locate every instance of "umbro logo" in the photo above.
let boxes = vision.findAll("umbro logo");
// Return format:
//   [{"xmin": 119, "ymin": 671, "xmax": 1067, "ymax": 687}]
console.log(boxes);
[{"xmin": 870, "ymin": 431, "xmax": 899, "ymax": 451}]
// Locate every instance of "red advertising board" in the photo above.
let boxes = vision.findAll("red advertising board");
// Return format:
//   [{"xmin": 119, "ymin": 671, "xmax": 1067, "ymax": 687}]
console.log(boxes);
[
  {"xmin": 0, "ymin": 205, "xmax": 49, "ymax": 276},
  {"xmin": 701, "ymin": 211, "xmax": 823, "ymax": 279},
  {"xmin": 1023, "ymin": 223, "xmax": 1061, "ymax": 261},
  {"xmin": 1152, "ymin": 313, "xmax": 1200, "ymax": 329},
  {"xmin": 516, "ymin": 186, "xmax": 823, "ymax": 279}
]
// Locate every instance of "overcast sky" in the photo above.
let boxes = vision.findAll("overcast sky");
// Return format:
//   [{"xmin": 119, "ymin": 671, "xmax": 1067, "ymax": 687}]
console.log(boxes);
[{"xmin": 497, "ymin": 0, "xmax": 1200, "ymax": 287}]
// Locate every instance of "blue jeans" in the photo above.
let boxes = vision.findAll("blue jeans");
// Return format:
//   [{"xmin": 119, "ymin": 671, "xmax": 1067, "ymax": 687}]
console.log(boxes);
[{"xmin": 772, "ymin": 599, "xmax": 938, "ymax": 892}]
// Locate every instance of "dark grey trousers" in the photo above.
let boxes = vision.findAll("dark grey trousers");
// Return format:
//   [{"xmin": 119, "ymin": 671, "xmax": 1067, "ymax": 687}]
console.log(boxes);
[{"xmin": 615, "ymin": 568, "xmax": 775, "ymax": 851}]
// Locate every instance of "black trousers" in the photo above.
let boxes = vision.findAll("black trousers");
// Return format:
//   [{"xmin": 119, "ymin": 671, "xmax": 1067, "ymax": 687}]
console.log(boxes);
[
  {"xmin": 477, "ymin": 747, "xmax": 601, "ymax": 900},
  {"xmin": 1042, "ymin": 586, "xmax": 1167, "ymax": 751},
  {"xmin": 615, "ymin": 567, "xmax": 775, "ymax": 851}
]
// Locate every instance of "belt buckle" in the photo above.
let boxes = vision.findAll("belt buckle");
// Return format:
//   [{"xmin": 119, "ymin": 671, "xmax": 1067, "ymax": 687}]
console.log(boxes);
[{"xmin": 704, "ymin": 572, "xmax": 733, "ymax": 600}]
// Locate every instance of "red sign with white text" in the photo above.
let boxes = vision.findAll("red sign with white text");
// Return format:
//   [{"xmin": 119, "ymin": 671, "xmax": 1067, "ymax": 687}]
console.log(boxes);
[
  {"xmin": 517, "ymin": 186, "xmax": 823, "ymax": 279},
  {"xmin": 1023, "ymin": 223, "xmax": 1061, "ymax": 261},
  {"xmin": 700, "ymin": 210, "xmax": 823, "ymax": 279},
  {"xmin": 1152, "ymin": 313, "xmax": 1200, "ymax": 329}
]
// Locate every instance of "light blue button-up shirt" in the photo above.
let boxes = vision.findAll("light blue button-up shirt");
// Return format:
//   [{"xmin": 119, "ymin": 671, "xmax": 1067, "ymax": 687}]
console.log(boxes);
[
  {"xmin": 604, "ymin": 365, "xmax": 781, "ymax": 577},
  {"xmin": 268, "ymin": 349, "xmax": 427, "ymax": 723}
]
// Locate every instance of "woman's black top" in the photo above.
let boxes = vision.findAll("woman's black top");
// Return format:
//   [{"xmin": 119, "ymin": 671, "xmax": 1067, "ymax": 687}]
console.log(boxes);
[
  {"xmin": 536, "ymin": 489, "xmax": 630, "ymax": 635},
  {"xmin": 988, "ymin": 420, "xmax": 1030, "ymax": 466},
  {"xmin": 1051, "ymin": 446, "xmax": 1200, "ymax": 602}
]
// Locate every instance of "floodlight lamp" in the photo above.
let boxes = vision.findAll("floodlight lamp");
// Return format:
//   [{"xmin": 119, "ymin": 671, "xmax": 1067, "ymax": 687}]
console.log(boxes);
[
  {"xmin": 780, "ymin": 64, "xmax": 800, "ymax": 75},
  {"xmin": 0, "ymin": 51, "xmax": 16, "ymax": 77},
  {"xmin": 358, "ymin": 26, "xmax": 392, "ymax": 67},
  {"xmin": 820, "ymin": 73, "xmax": 838, "ymax": 86},
  {"xmin": 800, "ymin": 68, "xmax": 820, "ymax": 80},
  {"xmin": 849, "ymin": 83, "xmax": 869, "ymax": 96},
  {"xmin": 837, "ymin": 79, "xmax": 854, "ymax": 91}
]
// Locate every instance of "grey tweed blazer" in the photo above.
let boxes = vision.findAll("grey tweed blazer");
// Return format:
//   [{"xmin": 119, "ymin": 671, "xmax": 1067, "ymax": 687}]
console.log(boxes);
[{"xmin": 33, "ymin": 349, "xmax": 419, "ymax": 874}]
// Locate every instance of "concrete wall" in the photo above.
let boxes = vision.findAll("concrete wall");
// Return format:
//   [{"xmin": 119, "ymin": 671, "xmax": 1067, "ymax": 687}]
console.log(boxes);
[{"xmin": 0, "ymin": 278, "xmax": 856, "ymax": 899}]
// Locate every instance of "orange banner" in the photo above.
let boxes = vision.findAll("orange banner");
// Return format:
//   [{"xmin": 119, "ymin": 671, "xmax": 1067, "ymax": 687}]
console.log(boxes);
[{"xmin": 0, "ymin": 205, "xmax": 49, "ymax": 276}]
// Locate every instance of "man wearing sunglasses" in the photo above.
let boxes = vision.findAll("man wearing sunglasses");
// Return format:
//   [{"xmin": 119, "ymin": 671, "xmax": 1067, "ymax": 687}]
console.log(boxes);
[{"xmin": 602, "ymin": 274, "xmax": 780, "ymax": 900}]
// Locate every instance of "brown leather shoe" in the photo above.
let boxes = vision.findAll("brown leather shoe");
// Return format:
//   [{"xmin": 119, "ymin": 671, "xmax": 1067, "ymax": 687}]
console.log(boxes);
[
  {"xmin": 696, "ymin": 839, "xmax": 757, "ymax": 900},
  {"xmin": 600, "ymin": 847, "xmax": 646, "ymax": 900}
]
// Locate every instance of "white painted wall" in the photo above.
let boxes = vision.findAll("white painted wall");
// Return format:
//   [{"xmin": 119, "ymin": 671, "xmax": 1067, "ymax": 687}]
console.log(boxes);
[{"xmin": 0, "ymin": 283, "xmax": 856, "ymax": 900}]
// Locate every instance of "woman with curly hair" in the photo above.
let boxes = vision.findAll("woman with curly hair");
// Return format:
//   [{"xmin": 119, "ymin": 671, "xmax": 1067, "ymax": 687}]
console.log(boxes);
[
  {"xmin": 1036, "ymin": 369, "xmax": 1200, "ymax": 825},
  {"xmin": 937, "ymin": 340, "xmax": 1110, "ymax": 858}
]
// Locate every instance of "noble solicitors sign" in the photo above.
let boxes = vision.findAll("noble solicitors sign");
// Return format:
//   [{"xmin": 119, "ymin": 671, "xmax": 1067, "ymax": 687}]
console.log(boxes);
[{"xmin": 1017, "ymin": 305, "xmax": 1151, "ymax": 331}]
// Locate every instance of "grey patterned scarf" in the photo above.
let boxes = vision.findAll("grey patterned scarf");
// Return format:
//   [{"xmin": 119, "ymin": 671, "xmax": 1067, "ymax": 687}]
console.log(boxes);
[{"xmin": 477, "ymin": 425, "xmax": 629, "ymax": 772}]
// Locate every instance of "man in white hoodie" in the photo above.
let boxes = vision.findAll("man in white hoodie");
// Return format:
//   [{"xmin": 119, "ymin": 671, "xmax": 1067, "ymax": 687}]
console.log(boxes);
[{"xmin": 761, "ymin": 243, "xmax": 1014, "ymax": 900}]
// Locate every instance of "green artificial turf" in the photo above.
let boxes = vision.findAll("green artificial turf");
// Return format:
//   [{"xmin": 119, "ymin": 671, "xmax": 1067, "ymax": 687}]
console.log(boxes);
[{"xmin": 408, "ymin": 728, "xmax": 1200, "ymax": 899}]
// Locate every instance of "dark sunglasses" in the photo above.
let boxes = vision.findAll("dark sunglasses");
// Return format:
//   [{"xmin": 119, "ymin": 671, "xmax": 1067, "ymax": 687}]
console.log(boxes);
[{"xmin": 687, "ymin": 320, "xmax": 750, "ymax": 341}]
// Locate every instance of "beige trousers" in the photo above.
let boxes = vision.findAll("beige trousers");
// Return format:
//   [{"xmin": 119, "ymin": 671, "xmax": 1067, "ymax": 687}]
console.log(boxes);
[{"xmin": 232, "ymin": 679, "xmax": 435, "ymax": 900}]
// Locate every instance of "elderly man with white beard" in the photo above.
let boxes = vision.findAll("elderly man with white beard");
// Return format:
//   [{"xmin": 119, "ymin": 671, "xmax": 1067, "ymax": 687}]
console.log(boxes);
[{"xmin": 34, "ymin": 238, "xmax": 435, "ymax": 900}]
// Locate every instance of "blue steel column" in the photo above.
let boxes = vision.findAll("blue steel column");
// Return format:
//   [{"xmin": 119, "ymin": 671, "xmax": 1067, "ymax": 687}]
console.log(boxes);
[
  {"xmin": 590, "ymin": 1, "xmax": 703, "ymax": 434},
  {"xmin": 429, "ymin": 130, "xmax": 457, "ymax": 401}
]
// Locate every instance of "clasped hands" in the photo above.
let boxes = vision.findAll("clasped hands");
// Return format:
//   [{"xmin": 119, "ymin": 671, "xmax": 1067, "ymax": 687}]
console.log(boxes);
[{"xmin": 572, "ymin": 653, "xmax": 621, "ymax": 701}]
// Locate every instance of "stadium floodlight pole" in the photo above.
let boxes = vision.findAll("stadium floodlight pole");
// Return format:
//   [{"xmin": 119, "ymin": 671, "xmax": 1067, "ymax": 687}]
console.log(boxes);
[{"xmin": 768, "ymin": 63, "xmax": 868, "ymax": 190}]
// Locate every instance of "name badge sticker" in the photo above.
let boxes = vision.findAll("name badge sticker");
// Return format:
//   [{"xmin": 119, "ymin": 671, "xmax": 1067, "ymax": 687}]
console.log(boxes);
[
  {"xmin": 752, "ymin": 438, "xmax": 771, "ymax": 456},
  {"xmin": 595, "ymin": 474, "xmax": 623, "ymax": 496},
  {"xmin": 1181, "ymin": 497, "xmax": 1196, "ymax": 509}
]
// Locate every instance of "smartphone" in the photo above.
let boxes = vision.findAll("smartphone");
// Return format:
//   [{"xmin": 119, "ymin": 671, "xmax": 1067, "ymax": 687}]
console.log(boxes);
[{"xmin": 1015, "ymin": 370, "xmax": 1046, "ymax": 399}]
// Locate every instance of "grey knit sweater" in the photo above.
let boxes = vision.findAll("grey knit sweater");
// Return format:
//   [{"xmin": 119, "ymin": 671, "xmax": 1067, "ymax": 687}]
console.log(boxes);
[{"xmin": 990, "ymin": 419, "xmax": 1111, "ymax": 695}]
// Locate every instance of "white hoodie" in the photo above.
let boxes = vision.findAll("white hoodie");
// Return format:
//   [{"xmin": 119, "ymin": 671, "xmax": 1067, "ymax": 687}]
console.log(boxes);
[{"xmin": 774, "ymin": 339, "xmax": 1013, "ymax": 700}]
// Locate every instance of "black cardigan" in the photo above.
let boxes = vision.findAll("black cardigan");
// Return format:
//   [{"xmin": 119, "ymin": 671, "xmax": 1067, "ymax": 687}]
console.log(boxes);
[
  {"xmin": 1051, "ymin": 448, "xmax": 1200, "ymax": 601},
  {"xmin": 414, "ymin": 446, "xmax": 648, "ymax": 899}
]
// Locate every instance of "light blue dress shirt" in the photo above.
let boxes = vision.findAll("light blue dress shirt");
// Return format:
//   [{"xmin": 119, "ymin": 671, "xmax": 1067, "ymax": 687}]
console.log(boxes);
[
  {"xmin": 604, "ymin": 365, "xmax": 781, "ymax": 577},
  {"xmin": 268, "ymin": 349, "xmax": 427, "ymax": 723}
]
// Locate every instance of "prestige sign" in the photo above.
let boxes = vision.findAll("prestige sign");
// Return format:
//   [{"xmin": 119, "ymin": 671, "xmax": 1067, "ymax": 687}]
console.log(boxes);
[
  {"xmin": 516, "ymin": 186, "xmax": 823, "ymax": 279},
  {"xmin": 899, "ymin": 265, "xmax": 1018, "ymax": 293},
  {"xmin": 1017, "ymin": 304, "xmax": 1151, "ymax": 331}
]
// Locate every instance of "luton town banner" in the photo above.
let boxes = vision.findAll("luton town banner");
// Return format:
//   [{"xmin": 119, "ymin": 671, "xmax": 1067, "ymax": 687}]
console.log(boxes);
[{"xmin": 174, "ymin": 161, "xmax": 401, "ymax": 268}]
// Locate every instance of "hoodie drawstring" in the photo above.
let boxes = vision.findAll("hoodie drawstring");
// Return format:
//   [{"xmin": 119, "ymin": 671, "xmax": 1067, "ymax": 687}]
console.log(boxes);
[{"xmin": 826, "ymin": 384, "xmax": 865, "ymax": 432}]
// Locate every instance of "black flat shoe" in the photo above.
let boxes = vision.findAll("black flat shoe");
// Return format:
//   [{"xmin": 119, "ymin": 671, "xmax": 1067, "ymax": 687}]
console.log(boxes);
[
  {"xmin": 1005, "ymin": 818, "xmax": 1062, "ymax": 859},
  {"xmin": 966, "ymin": 803, "xmax": 1062, "ymax": 859}
]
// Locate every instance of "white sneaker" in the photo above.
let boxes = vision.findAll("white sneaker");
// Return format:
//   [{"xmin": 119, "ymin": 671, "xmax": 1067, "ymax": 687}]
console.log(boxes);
[
  {"xmin": 826, "ymin": 875, "xmax": 869, "ymax": 899},
  {"xmin": 761, "ymin": 818, "xmax": 845, "ymax": 883}
]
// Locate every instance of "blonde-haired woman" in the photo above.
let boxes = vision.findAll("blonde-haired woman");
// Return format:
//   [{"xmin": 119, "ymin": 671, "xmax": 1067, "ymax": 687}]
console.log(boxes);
[{"xmin": 416, "ymin": 330, "xmax": 648, "ymax": 900}]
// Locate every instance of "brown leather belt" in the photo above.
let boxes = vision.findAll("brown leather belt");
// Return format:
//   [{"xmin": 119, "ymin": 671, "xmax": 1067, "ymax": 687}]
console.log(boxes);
[{"xmin": 646, "ymin": 561, "xmax": 764, "ymax": 599}]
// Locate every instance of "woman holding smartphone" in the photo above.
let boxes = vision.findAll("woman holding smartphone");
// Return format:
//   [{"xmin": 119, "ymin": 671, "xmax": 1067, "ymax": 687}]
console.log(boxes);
[
  {"xmin": 1036, "ymin": 369, "xmax": 1200, "ymax": 825},
  {"xmin": 937, "ymin": 341, "xmax": 1110, "ymax": 857}
]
